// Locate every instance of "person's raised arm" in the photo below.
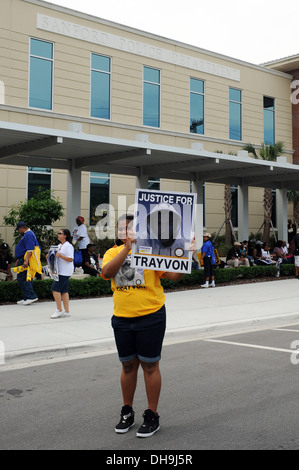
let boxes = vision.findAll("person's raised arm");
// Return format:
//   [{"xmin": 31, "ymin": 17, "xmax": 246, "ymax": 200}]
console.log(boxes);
[{"xmin": 102, "ymin": 236, "xmax": 136, "ymax": 279}]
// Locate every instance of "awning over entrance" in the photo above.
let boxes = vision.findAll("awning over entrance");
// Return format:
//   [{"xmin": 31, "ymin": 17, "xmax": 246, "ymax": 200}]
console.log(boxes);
[{"xmin": 1, "ymin": 121, "xmax": 299, "ymax": 190}]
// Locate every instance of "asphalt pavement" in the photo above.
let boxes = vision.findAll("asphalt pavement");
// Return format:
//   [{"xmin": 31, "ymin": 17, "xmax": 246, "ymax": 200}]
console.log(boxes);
[{"xmin": 1, "ymin": 278, "xmax": 299, "ymax": 367}]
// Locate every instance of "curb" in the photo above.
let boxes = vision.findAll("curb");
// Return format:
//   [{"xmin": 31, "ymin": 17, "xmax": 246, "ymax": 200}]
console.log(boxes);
[{"xmin": 2, "ymin": 312, "xmax": 299, "ymax": 368}]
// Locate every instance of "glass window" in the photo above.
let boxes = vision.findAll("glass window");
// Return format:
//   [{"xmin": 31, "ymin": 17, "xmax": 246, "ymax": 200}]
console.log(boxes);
[
  {"xmin": 27, "ymin": 167, "xmax": 51, "ymax": 199},
  {"xmin": 190, "ymin": 78, "xmax": 204, "ymax": 134},
  {"xmin": 90, "ymin": 172, "xmax": 110, "ymax": 226},
  {"xmin": 229, "ymin": 88, "xmax": 242, "ymax": 141},
  {"xmin": 143, "ymin": 66, "xmax": 160, "ymax": 127},
  {"xmin": 91, "ymin": 53, "xmax": 111, "ymax": 119},
  {"xmin": 148, "ymin": 177, "xmax": 160, "ymax": 190},
  {"xmin": 29, "ymin": 38, "xmax": 53, "ymax": 110},
  {"xmin": 264, "ymin": 96, "xmax": 275, "ymax": 145}
]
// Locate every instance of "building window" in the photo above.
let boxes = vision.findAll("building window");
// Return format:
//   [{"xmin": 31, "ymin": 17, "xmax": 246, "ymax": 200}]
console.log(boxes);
[
  {"xmin": 264, "ymin": 96, "xmax": 275, "ymax": 145},
  {"xmin": 148, "ymin": 177, "xmax": 160, "ymax": 190},
  {"xmin": 27, "ymin": 167, "xmax": 51, "ymax": 199},
  {"xmin": 91, "ymin": 54, "xmax": 111, "ymax": 119},
  {"xmin": 143, "ymin": 66, "xmax": 160, "ymax": 127},
  {"xmin": 229, "ymin": 88, "xmax": 242, "ymax": 141},
  {"xmin": 190, "ymin": 78, "xmax": 204, "ymax": 134},
  {"xmin": 90, "ymin": 172, "xmax": 110, "ymax": 226},
  {"xmin": 29, "ymin": 38, "xmax": 53, "ymax": 110}
]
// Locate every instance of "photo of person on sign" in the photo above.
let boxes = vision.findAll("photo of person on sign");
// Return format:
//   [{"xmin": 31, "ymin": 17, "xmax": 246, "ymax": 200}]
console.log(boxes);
[{"xmin": 136, "ymin": 202, "xmax": 188, "ymax": 257}]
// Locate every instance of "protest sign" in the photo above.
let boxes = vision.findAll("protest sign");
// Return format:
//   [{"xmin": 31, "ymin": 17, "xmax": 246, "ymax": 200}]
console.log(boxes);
[
  {"xmin": 131, "ymin": 189, "xmax": 196, "ymax": 273},
  {"xmin": 47, "ymin": 245, "xmax": 59, "ymax": 281}
]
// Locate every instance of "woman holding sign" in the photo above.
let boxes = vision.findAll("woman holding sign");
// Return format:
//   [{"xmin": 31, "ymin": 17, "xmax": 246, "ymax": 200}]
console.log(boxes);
[
  {"xmin": 50, "ymin": 229, "xmax": 74, "ymax": 319},
  {"xmin": 102, "ymin": 214, "xmax": 194, "ymax": 438}
]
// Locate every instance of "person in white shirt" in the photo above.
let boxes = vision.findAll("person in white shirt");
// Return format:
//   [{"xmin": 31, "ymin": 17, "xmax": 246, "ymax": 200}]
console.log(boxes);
[
  {"xmin": 50, "ymin": 229, "xmax": 74, "ymax": 319},
  {"xmin": 72, "ymin": 216, "xmax": 90, "ymax": 263}
]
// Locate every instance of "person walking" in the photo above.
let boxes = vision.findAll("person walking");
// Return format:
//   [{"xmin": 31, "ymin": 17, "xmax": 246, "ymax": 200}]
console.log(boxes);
[
  {"xmin": 50, "ymin": 229, "xmax": 74, "ymax": 319},
  {"xmin": 72, "ymin": 216, "xmax": 90, "ymax": 263},
  {"xmin": 15, "ymin": 221, "xmax": 40, "ymax": 305},
  {"xmin": 101, "ymin": 214, "xmax": 194, "ymax": 438},
  {"xmin": 200, "ymin": 232, "xmax": 216, "ymax": 288}
]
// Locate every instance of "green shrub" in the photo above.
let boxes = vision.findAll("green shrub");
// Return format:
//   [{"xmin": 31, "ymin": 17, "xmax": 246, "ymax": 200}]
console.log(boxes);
[{"xmin": 0, "ymin": 264, "xmax": 295, "ymax": 304}]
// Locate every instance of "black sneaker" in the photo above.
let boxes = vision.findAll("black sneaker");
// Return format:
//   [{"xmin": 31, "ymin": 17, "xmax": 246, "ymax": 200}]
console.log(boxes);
[
  {"xmin": 115, "ymin": 405, "xmax": 135, "ymax": 434},
  {"xmin": 136, "ymin": 409, "xmax": 160, "ymax": 438}
]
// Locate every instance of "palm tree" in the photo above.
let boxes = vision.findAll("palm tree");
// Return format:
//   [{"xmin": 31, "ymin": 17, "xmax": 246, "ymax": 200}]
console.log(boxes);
[
  {"xmin": 224, "ymin": 183, "xmax": 233, "ymax": 244},
  {"xmin": 243, "ymin": 142, "xmax": 285, "ymax": 243},
  {"xmin": 216, "ymin": 150, "xmax": 237, "ymax": 244},
  {"xmin": 287, "ymin": 190, "xmax": 299, "ymax": 227}
]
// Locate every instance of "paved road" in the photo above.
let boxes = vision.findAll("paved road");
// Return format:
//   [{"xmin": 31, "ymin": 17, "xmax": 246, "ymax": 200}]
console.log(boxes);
[{"xmin": 1, "ymin": 323, "xmax": 299, "ymax": 451}]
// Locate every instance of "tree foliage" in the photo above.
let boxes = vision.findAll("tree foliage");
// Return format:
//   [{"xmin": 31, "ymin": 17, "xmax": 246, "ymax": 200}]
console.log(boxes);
[
  {"xmin": 243, "ymin": 142, "xmax": 285, "ymax": 243},
  {"xmin": 3, "ymin": 188, "xmax": 64, "ymax": 257}
]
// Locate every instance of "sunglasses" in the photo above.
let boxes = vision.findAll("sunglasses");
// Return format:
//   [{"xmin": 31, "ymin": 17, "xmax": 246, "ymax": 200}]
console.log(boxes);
[{"xmin": 58, "ymin": 232, "xmax": 64, "ymax": 235}]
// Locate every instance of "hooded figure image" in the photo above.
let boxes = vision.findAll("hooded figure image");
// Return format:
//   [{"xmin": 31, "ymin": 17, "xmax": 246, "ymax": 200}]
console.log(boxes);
[{"xmin": 136, "ymin": 202, "xmax": 189, "ymax": 257}]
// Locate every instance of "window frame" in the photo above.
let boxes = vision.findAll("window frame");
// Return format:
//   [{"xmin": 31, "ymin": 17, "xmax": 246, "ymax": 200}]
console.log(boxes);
[
  {"xmin": 89, "ymin": 172, "xmax": 110, "ymax": 227},
  {"xmin": 27, "ymin": 166, "xmax": 52, "ymax": 200},
  {"xmin": 28, "ymin": 37, "xmax": 54, "ymax": 110},
  {"xmin": 90, "ymin": 52, "xmax": 111, "ymax": 120},
  {"xmin": 143, "ymin": 65, "xmax": 161, "ymax": 128},
  {"xmin": 229, "ymin": 87, "xmax": 242, "ymax": 141},
  {"xmin": 189, "ymin": 77, "xmax": 205, "ymax": 135},
  {"xmin": 148, "ymin": 177, "xmax": 160, "ymax": 190},
  {"xmin": 263, "ymin": 96, "xmax": 275, "ymax": 145}
]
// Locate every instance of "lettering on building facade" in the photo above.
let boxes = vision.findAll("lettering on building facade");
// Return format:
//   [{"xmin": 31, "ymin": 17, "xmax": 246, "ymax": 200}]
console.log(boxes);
[{"xmin": 37, "ymin": 14, "xmax": 240, "ymax": 81}]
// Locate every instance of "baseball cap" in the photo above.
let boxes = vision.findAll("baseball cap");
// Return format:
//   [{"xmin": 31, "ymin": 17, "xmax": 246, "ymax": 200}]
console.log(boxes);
[
  {"xmin": 203, "ymin": 232, "xmax": 211, "ymax": 238},
  {"xmin": 15, "ymin": 221, "xmax": 27, "ymax": 230},
  {"xmin": 76, "ymin": 216, "xmax": 85, "ymax": 223},
  {"xmin": 234, "ymin": 241, "xmax": 241, "ymax": 246},
  {"xmin": 0, "ymin": 243, "xmax": 8, "ymax": 249}
]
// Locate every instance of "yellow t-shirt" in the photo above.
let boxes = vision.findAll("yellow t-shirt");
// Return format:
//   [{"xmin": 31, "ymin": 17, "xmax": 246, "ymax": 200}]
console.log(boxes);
[{"xmin": 102, "ymin": 245, "xmax": 166, "ymax": 318}]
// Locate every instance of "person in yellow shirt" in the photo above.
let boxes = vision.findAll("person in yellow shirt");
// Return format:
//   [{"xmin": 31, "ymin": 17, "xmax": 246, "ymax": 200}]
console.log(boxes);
[{"xmin": 102, "ymin": 213, "xmax": 192, "ymax": 438}]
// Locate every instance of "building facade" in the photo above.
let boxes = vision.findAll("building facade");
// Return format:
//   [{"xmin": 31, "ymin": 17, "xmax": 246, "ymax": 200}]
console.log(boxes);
[{"xmin": 0, "ymin": 0, "xmax": 297, "ymax": 246}]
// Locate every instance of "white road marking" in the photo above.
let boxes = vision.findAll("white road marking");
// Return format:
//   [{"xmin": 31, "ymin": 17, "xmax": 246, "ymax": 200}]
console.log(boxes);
[
  {"xmin": 204, "ymin": 338, "xmax": 294, "ymax": 354},
  {"xmin": 272, "ymin": 328, "xmax": 299, "ymax": 333}
]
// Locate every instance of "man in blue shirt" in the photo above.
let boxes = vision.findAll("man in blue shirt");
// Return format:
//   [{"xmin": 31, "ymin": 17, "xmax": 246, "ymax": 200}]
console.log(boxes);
[
  {"xmin": 200, "ymin": 232, "xmax": 216, "ymax": 288},
  {"xmin": 15, "ymin": 221, "xmax": 39, "ymax": 305}
]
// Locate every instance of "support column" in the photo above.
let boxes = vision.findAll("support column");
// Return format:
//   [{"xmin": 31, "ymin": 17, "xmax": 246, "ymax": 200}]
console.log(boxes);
[
  {"xmin": 237, "ymin": 184, "xmax": 249, "ymax": 241},
  {"xmin": 136, "ymin": 169, "xmax": 148, "ymax": 189},
  {"xmin": 291, "ymin": 69, "xmax": 299, "ymax": 165},
  {"xmin": 276, "ymin": 188, "xmax": 288, "ymax": 241},
  {"xmin": 191, "ymin": 178, "xmax": 204, "ymax": 250},
  {"xmin": 67, "ymin": 164, "xmax": 82, "ymax": 231}
]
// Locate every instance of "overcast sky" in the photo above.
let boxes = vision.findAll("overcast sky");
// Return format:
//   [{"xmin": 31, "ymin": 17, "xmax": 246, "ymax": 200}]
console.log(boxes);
[{"xmin": 45, "ymin": 0, "xmax": 299, "ymax": 65}]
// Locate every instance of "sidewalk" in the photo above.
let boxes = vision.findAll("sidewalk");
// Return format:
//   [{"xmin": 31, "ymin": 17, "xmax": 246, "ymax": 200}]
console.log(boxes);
[{"xmin": 1, "ymin": 279, "xmax": 299, "ymax": 367}]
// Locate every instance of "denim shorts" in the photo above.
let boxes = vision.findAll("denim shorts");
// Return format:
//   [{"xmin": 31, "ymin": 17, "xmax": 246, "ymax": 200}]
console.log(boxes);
[
  {"xmin": 51, "ymin": 275, "xmax": 70, "ymax": 293},
  {"xmin": 111, "ymin": 305, "xmax": 166, "ymax": 363}
]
